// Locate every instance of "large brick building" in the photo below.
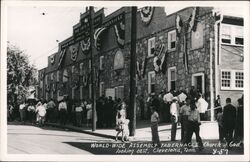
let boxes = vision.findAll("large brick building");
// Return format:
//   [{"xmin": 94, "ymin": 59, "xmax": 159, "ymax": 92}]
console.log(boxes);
[{"xmin": 38, "ymin": 7, "xmax": 244, "ymax": 120}]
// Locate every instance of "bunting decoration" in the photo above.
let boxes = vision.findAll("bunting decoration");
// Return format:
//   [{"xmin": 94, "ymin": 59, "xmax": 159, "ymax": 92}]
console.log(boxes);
[
  {"xmin": 80, "ymin": 38, "xmax": 90, "ymax": 54},
  {"xmin": 160, "ymin": 51, "xmax": 168, "ymax": 74},
  {"xmin": 188, "ymin": 7, "xmax": 199, "ymax": 32},
  {"xmin": 46, "ymin": 84, "xmax": 50, "ymax": 92},
  {"xmin": 52, "ymin": 83, "xmax": 56, "ymax": 92},
  {"xmin": 70, "ymin": 43, "xmax": 79, "ymax": 61},
  {"xmin": 153, "ymin": 44, "xmax": 165, "ymax": 73},
  {"xmin": 176, "ymin": 15, "xmax": 183, "ymax": 37},
  {"xmin": 50, "ymin": 55, "xmax": 55, "ymax": 65},
  {"xmin": 140, "ymin": 7, "xmax": 154, "ymax": 25},
  {"xmin": 58, "ymin": 49, "xmax": 66, "ymax": 68},
  {"xmin": 114, "ymin": 21, "xmax": 125, "ymax": 48},
  {"xmin": 94, "ymin": 27, "xmax": 107, "ymax": 50}
]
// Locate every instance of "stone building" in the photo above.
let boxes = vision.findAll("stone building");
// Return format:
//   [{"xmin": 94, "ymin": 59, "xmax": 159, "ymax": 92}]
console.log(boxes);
[{"xmin": 38, "ymin": 6, "xmax": 244, "ymax": 121}]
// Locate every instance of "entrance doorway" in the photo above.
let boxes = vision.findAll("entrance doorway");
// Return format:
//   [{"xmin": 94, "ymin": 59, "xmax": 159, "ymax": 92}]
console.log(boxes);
[{"xmin": 192, "ymin": 73, "xmax": 205, "ymax": 95}]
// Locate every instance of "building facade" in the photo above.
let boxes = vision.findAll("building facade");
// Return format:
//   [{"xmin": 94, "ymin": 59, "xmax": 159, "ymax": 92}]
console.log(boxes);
[{"xmin": 38, "ymin": 7, "xmax": 244, "ymax": 120}]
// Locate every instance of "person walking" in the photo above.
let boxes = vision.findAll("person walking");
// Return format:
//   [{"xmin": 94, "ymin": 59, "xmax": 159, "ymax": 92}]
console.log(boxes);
[
  {"xmin": 27, "ymin": 103, "xmax": 36, "ymax": 124},
  {"xmin": 58, "ymin": 99, "xmax": 67, "ymax": 125},
  {"xmin": 170, "ymin": 97, "xmax": 179, "ymax": 141},
  {"xmin": 179, "ymin": 97, "xmax": 191, "ymax": 144},
  {"xmin": 222, "ymin": 98, "xmax": 236, "ymax": 148},
  {"xmin": 36, "ymin": 102, "xmax": 47, "ymax": 127},
  {"xmin": 196, "ymin": 94, "xmax": 208, "ymax": 121},
  {"xmin": 115, "ymin": 111, "xmax": 125, "ymax": 142},
  {"xmin": 47, "ymin": 99, "xmax": 56, "ymax": 123},
  {"xmin": 19, "ymin": 101, "xmax": 26, "ymax": 124},
  {"xmin": 150, "ymin": 106, "xmax": 160, "ymax": 147},
  {"xmin": 186, "ymin": 100, "xmax": 203, "ymax": 150},
  {"xmin": 235, "ymin": 97, "xmax": 243, "ymax": 142},
  {"xmin": 163, "ymin": 90, "xmax": 173, "ymax": 122},
  {"xmin": 75, "ymin": 101, "xmax": 83, "ymax": 127},
  {"xmin": 216, "ymin": 107, "xmax": 224, "ymax": 143}
]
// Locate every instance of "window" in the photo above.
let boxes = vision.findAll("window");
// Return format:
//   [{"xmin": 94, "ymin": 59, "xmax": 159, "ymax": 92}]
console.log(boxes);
[
  {"xmin": 235, "ymin": 72, "xmax": 244, "ymax": 88},
  {"xmin": 45, "ymin": 75, "xmax": 48, "ymax": 85},
  {"xmin": 72, "ymin": 65, "xmax": 75, "ymax": 74},
  {"xmin": 168, "ymin": 30, "xmax": 176, "ymax": 50},
  {"xmin": 50, "ymin": 73, "xmax": 54, "ymax": 82},
  {"xmin": 57, "ymin": 90, "xmax": 60, "ymax": 99},
  {"xmin": 221, "ymin": 25, "xmax": 231, "ymax": 44},
  {"xmin": 100, "ymin": 56, "xmax": 104, "ymax": 70},
  {"xmin": 221, "ymin": 70, "xmax": 244, "ymax": 90},
  {"xmin": 99, "ymin": 82, "xmax": 104, "ymax": 96},
  {"xmin": 115, "ymin": 86, "xmax": 124, "ymax": 100},
  {"xmin": 56, "ymin": 71, "xmax": 60, "ymax": 82},
  {"xmin": 88, "ymin": 60, "xmax": 91, "ymax": 71},
  {"xmin": 89, "ymin": 84, "xmax": 92, "ymax": 99},
  {"xmin": 148, "ymin": 37, "xmax": 155, "ymax": 57},
  {"xmin": 148, "ymin": 71, "xmax": 156, "ymax": 94},
  {"xmin": 72, "ymin": 87, "xmax": 75, "ymax": 100},
  {"xmin": 51, "ymin": 89, "xmax": 53, "ymax": 99},
  {"xmin": 221, "ymin": 71, "xmax": 231, "ymax": 88},
  {"xmin": 168, "ymin": 67, "xmax": 176, "ymax": 91},
  {"xmin": 80, "ymin": 63, "xmax": 84, "ymax": 75},
  {"xmin": 221, "ymin": 24, "xmax": 243, "ymax": 45},
  {"xmin": 80, "ymin": 86, "xmax": 83, "ymax": 100}
]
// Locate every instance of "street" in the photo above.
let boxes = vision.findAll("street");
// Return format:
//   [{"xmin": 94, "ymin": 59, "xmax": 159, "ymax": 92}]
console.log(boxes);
[
  {"xmin": 8, "ymin": 124, "xmax": 114, "ymax": 154},
  {"xmin": 8, "ymin": 123, "xmax": 244, "ymax": 155}
]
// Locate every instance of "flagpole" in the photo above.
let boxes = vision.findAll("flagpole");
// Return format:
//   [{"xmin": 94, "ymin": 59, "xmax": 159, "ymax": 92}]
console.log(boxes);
[
  {"xmin": 89, "ymin": 6, "xmax": 96, "ymax": 131},
  {"xmin": 129, "ymin": 6, "xmax": 137, "ymax": 136}
]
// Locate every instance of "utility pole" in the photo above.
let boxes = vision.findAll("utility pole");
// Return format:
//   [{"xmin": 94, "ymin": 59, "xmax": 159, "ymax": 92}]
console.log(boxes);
[
  {"xmin": 129, "ymin": 7, "xmax": 137, "ymax": 136},
  {"xmin": 89, "ymin": 6, "xmax": 96, "ymax": 131}
]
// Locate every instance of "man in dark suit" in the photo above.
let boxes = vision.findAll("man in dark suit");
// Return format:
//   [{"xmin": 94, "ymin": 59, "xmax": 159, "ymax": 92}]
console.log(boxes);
[{"xmin": 222, "ymin": 98, "xmax": 236, "ymax": 147}]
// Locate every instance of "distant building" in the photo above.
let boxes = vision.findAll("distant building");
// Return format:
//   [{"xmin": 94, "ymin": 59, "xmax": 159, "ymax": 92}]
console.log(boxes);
[{"xmin": 38, "ymin": 7, "xmax": 244, "ymax": 120}]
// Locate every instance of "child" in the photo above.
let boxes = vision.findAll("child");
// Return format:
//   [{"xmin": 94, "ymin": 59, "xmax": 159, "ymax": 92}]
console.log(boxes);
[
  {"xmin": 216, "ymin": 108, "xmax": 224, "ymax": 143},
  {"xmin": 115, "ymin": 113, "xmax": 125, "ymax": 142},
  {"xmin": 123, "ymin": 119, "xmax": 130, "ymax": 141},
  {"xmin": 151, "ymin": 106, "xmax": 160, "ymax": 146}
]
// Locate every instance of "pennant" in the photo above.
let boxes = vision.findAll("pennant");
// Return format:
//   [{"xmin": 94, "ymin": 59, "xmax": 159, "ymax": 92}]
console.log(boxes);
[
  {"xmin": 140, "ymin": 7, "xmax": 154, "ymax": 25},
  {"xmin": 80, "ymin": 38, "xmax": 90, "ymax": 54},
  {"xmin": 114, "ymin": 21, "xmax": 125, "ymax": 48},
  {"xmin": 94, "ymin": 27, "xmax": 107, "ymax": 50},
  {"xmin": 176, "ymin": 15, "xmax": 183, "ymax": 37},
  {"xmin": 58, "ymin": 49, "xmax": 66, "ymax": 68},
  {"xmin": 188, "ymin": 7, "xmax": 199, "ymax": 32},
  {"xmin": 70, "ymin": 43, "xmax": 79, "ymax": 62},
  {"xmin": 183, "ymin": 35, "xmax": 188, "ymax": 73},
  {"xmin": 161, "ymin": 51, "xmax": 168, "ymax": 74}
]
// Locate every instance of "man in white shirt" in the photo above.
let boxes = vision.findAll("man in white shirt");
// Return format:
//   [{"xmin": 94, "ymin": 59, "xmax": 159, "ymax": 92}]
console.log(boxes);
[
  {"xmin": 170, "ymin": 97, "xmax": 179, "ymax": 141},
  {"xmin": 178, "ymin": 90, "xmax": 187, "ymax": 107},
  {"xmin": 163, "ymin": 90, "xmax": 173, "ymax": 122},
  {"xmin": 58, "ymin": 99, "xmax": 67, "ymax": 125},
  {"xmin": 19, "ymin": 101, "xmax": 26, "ymax": 124},
  {"xmin": 196, "ymin": 94, "xmax": 208, "ymax": 120}
]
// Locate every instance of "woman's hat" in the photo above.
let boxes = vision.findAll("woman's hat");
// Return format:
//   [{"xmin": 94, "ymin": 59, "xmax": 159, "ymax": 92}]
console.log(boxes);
[{"xmin": 172, "ymin": 97, "xmax": 178, "ymax": 101}]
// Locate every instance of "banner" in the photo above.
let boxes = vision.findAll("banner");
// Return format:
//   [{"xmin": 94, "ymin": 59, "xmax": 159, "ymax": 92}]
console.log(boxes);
[
  {"xmin": 114, "ymin": 21, "xmax": 125, "ymax": 48},
  {"xmin": 58, "ymin": 49, "xmax": 66, "ymax": 68},
  {"xmin": 188, "ymin": 7, "xmax": 199, "ymax": 32},
  {"xmin": 94, "ymin": 27, "xmax": 107, "ymax": 50},
  {"xmin": 80, "ymin": 38, "xmax": 90, "ymax": 54},
  {"xmin": 140, "ymin": 7, "xmax": 154, "ymax": 25},
  {"xmin": 176, "ymin": 15, "xmax": 183, "ymax": 37},
  {"xmin": 70, "ymin": 43, "xmax": 79, "ymax": 61}
]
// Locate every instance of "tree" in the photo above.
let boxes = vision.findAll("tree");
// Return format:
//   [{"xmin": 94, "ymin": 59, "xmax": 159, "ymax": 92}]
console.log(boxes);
[{"xmin": 7, "ymin": 44, "xmax": 37, "ymax": 112}]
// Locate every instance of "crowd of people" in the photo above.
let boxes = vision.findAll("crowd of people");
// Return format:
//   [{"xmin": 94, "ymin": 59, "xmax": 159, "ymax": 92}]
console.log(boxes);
[
  {"xmin": 7, "ymin": 86, "xmax": 243, "ymax": 148},
  {"xmin": 148, "ymin": 87, "xmax": 244, "ymax": 149}
]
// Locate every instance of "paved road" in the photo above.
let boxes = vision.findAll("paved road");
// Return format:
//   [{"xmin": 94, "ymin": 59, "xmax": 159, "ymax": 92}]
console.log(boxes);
[
  {"xmin": 8, "ymin": 124, "xmax": 114, "ymax": 154},
  {"xmin": 8, "ymin": 124, "xmax": 244, "ymax": 155}
]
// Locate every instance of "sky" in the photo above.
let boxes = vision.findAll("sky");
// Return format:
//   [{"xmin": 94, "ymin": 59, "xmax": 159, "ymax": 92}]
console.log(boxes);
[{"xmin": 6, "ymin": 2, "xmax": 246, "ymax": 70}]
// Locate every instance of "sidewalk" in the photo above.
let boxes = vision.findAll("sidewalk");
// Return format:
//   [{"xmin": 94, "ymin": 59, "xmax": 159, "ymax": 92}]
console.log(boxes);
[{"xmin": 46, "ymin": 120, "xmax": 219, "ymax": 142}]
